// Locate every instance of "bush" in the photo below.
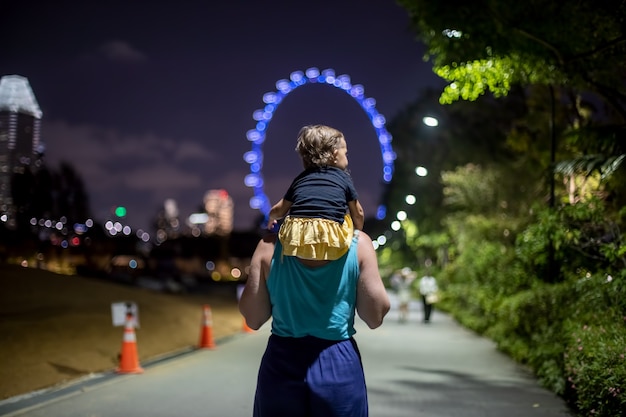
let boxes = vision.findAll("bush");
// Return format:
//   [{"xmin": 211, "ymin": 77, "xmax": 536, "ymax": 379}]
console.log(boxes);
[
  {"xmin": 488, "ymin": 284, "xmax": 569, "ymax": 394},
  {"xmin": 561, "ymin": 273, "xmax": 626, "ymax": 416},
  {"xmin": 412, "ymin": 187, "xmax": 626, "ymax": 416},
  {"xmin": 564, "ymin": 316, "xmax": 626, "ymax": 416},
  {"xmin": 439, "ymin": 254, "xmax": 626, "ymax": 416}
]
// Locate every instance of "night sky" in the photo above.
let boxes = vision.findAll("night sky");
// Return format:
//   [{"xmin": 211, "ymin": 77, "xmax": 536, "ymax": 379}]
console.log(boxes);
[{"xmin": 1, "ymin": 1, "xmax": 445, "ymax": 232}]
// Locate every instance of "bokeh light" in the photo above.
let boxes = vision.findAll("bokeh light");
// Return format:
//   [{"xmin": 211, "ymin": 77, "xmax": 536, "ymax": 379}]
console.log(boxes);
[{"xmin": 422, "ymin": 116, "xmax": 439, "ymax": 127}]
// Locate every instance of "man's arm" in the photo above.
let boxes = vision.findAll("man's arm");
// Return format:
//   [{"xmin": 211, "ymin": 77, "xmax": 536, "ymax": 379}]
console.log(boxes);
[
  {"xmin": 238, "ymin": 235, "xmax": 275, "ymax": 329},
  {"xmin": 355, "ymin": 232, "xmax": 390, "ymax": 328}
]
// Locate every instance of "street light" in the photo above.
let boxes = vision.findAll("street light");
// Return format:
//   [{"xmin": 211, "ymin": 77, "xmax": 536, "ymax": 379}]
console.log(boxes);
[
  {"xmin": 415, "ymin": 166, "xmax": 428, "ymax": 177},
  {"xmin": 422, "ymin": 116, "xmax": 439, "ymax": 127}
]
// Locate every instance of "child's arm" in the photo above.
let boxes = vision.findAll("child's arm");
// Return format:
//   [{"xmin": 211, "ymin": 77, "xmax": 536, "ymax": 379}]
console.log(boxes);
[
  {"xmin": 267, "ymin": 198, "xmax": 292, "ymax": 230},
  {"xmin": 348, "ymin": 199, "xmax": 364, "ymax": 230}
]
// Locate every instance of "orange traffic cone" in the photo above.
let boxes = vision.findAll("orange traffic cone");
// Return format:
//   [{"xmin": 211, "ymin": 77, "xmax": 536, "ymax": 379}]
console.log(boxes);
[
  {"xmin": 198, "ymin": 304, "xmax": 216, "ymax": 349},
  {"xmin": 117, "ymin": 313, "xmax": 143, "ymax": 374},
  {"xmin": 242, "ymin": 317, "xmax": 255, "ymax": 333}
]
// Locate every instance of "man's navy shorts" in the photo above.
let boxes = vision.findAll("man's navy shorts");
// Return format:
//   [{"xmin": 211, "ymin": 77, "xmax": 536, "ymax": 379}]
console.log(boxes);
[{"xmin": 253, "ymin": 334, "xmax": 368, "ymax": 417}]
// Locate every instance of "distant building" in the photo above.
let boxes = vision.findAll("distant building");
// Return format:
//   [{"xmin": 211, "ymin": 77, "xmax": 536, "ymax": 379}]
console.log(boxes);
[
  {"xmin": 0, "ymin": 75, "xmax": 43, "ymax": 227},
  {"xmin": 154, "ymin": 198, "xmax": 182, "ymax": 242},
  {"xmin": 203, "ymin": 189, "xmax": 233, "ymax": 236}
]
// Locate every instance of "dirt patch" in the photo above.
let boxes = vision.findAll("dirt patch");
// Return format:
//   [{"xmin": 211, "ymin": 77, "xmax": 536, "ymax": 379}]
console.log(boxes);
[{"xmin": 0, "ymin": 264, "xmax": 246, "ymax": 400}]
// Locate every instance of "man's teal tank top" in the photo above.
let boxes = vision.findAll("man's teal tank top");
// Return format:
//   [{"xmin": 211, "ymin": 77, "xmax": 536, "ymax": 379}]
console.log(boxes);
[{"xmin": 266, "ymin": 232, "xmax": 360, "ymax": 340}]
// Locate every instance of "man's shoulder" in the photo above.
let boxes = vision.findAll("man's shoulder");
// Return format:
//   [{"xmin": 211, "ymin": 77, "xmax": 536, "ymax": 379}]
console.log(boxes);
[
  {"xmin": 355, "ymin": 231, "xmax": 374, "ymax": 257},
  {"xmin": 355, "ymin": 230, "xmax": 371, "ymax": 242}
]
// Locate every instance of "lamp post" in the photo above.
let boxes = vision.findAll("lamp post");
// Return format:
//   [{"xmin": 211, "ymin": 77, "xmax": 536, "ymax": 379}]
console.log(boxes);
[{"xmin": 548, "ymin": 85, "xmax": 558, "ymax": 282}]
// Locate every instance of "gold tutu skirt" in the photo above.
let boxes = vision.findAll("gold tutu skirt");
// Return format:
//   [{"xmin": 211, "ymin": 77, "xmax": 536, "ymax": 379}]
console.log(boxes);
[{"xmin": 278, "ymin": 214, "xmax": 354, "ymax": 260}]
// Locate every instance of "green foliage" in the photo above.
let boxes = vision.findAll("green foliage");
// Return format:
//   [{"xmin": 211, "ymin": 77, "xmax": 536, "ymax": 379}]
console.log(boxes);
[
  {"xmin": 440, "ymin": 283, "xmax": 495, "ymax": 333},
  {"xmin": 397, "ymin": 0, "xmax": 626, "ymax": 111},
  {"xmin": 442, "ymin": 249, "xmax": 626, "ymax": 416},
  {"xmin": 437, "ymin": 227, "xmax": 532, "ymax": 331},
  {"xmin": 555, "ymin": 154, "xmax": 626, "ymax": 181},
  {"xmin": 489, "ymin": 283, "xmax": 571, "ymax": 393},
  {"xmin": 428, "ymin": 159, "xmax": 625, "ymax": 415},
  {"xmin": 435, "ymin": 55, "xmax": 547, "ymax": 104},
  {"xmin": 516, "ymin": 198, "xmax": 625, "ymax": 276},
  {"xmin": 376, "ymin": 245, "xmax": 410, "ymax": 277},
  {"xmin": 441, "ymin": 164, "xmax": 499, "ymax": 212},
  {"xmin": 565, "ymin": 319, "xmax": 626, "ymax": 416},
  {"xmin": 563, "ymin": 272, "xmax": 626, "ymax": 416},
  {"xmin": 382, "ymin": 4, "xmax": 626, "ymax": 413}
]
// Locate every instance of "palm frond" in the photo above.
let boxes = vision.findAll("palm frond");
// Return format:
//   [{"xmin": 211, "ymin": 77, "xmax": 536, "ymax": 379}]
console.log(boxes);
[{"xmin": 554, "ymin": 154, "xmax": 625, "ymax": 179}]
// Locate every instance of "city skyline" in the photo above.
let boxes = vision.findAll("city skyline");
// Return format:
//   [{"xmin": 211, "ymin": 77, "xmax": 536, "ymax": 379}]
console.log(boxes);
[{"xmin": 1, "ymin": 1, "xmax": 446, "ymax": 232}]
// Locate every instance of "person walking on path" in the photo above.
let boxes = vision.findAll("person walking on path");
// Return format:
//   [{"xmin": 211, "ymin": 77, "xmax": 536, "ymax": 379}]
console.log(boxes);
[
  {"xmin": 390, "ymin": 267, "xmax": 416, "ymax": 323},
  {"xmin": 418, "ymin": 265, "xmax": 438, "ymax": 323},
  {"xmin": 239, "ymin": 229, "xmax": 390, "ymax": 417},
  {"xmin": 267, "ymin": 124, "xmax": 365, "ymax": 261}
]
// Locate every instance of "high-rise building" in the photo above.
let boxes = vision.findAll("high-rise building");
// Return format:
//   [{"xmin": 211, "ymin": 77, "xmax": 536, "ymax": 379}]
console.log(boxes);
[
  {"xmin": 0, "ymin": 75, "xmax": 43, "ymax": 227},
  {"xmin": 203, "ymin": 189, "xmax": 233, "ymax": 236},
  {"xmin": 154, "ymin": 198, "xmax": 182, "ymax": 242}
]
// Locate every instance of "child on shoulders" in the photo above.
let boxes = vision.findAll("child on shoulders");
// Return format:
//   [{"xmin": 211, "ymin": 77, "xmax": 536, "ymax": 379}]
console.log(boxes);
[{"xmin": 268, "ymin": 124, "xmax": 364, "ymax": 261}]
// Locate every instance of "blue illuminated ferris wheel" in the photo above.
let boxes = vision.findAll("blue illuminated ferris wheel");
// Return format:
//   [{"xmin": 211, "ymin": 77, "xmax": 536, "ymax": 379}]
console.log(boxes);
[{"xmin": 243, "ymin": 67, "xmax": 396, "ymax": 222}]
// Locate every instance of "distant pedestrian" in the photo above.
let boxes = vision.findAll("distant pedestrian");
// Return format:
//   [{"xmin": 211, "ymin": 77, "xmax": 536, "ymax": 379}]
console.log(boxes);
[
  {"xmin": 418, "ymin": 264, "xmax": 438, "ymax": 323},
  {"xmin": 267, "ymin": 124, "xmax": 364, "ymax": 261},
  {"xmin": 390, "ymin": 267, "xmax": 416, "ymax": 323}
]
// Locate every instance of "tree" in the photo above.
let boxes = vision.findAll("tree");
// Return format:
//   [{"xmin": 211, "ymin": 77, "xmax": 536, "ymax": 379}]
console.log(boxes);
[
  {"xmin": 397, "ymin": 0, "xmax": 626, "ymax": 222},
  {"xmin": 391, "ymin": 5, "xmax": 626, "ymax": 413},
  {"xmin": 32, "ymin": 165, "xmax": 54, "ymax": 219},
  {"xmin": 397, "ymin": 0, "xmax": 626, "ymax": 117},
  {"xmin": 55, "ymin": 162, "xmax": 91, "ymax": 224}
]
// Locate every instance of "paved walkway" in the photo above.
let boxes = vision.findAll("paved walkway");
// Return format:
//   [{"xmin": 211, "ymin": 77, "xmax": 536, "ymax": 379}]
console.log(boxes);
[
  {"xmin": 0, "ymin": 294, "xmax": 573, "ymax": 416},
  {"xmin": 359, "ymin": 297, "xmax": 572, "ymax": 416}
]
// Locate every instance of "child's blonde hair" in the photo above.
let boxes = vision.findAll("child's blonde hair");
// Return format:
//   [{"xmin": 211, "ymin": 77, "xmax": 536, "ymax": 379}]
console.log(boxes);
[{"xmin": 295, "ymin": 125, "xmax": 344, "ymax": 169}]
